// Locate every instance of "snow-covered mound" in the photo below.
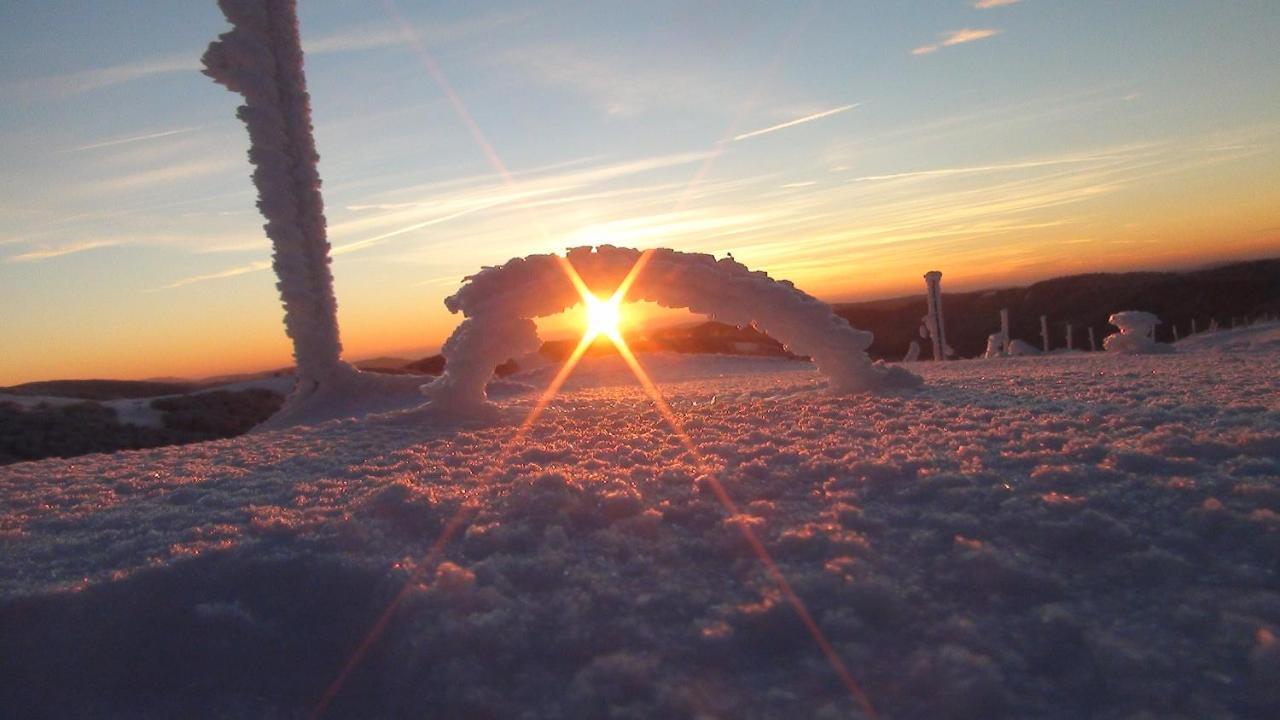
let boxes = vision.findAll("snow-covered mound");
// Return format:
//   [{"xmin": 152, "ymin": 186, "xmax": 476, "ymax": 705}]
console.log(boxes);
[
  {"xmin": 1177, "ymin": 322, "xmax": 1280, "ymax": 354},
  {"xmin": 2, "ymin": 349, "xmax": 1278, "ymax": 718}
]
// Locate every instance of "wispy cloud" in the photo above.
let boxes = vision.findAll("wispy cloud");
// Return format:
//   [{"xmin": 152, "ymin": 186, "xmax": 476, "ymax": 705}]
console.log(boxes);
[
  {"xmin": 3, "ymin": 53, "xmax": 197, "ymax": 98},
  {"xmin": 6, "ymin": 240, "xmax": 120, "ymax": 263},
  {"xmin": 156, "ymin": 260, "xmax": 272, "ymax": 290},
  {"xmin": 66, "ymin": 127, "xmax": 201, "ymax": 153},
  {"xmin": 974, "ymin": 0, "xmax": 1020, "ymax": 9},
  {"xmin": 85, "ymin": 157, "xmax": 241, "ymax": 194},
  {"xmin": 852, "ymin": 149, "xmax": 1154, "ymax": 182},
  {"xmin": 154, "ymin": 151, "xmax": 714, "ymax": 289},
  {"xmin": 4, "ymin": 10, "xmax": 523, "ymax": 101},
  {"xmin": 913, "ymin": 28, "xmax": 1002, "ymax": 56},
  {"xmin": 496, "ymin": 43, "xmax": 743, "ymax": 117},
  {"xmin": 732, "ymin": 105, "xmax": 859, "ymax": 142}
]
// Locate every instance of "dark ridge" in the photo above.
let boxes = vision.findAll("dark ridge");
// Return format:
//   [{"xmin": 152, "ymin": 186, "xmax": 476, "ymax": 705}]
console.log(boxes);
[{"xmin": 834, "ymin": 258, "xmax": 1280, "ymax": 360}]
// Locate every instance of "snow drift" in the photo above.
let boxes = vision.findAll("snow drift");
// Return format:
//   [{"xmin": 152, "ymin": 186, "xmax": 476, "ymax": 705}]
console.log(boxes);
[{"xmin": 426, "ymin": 246, "xmax": 920, "ymax": 412}]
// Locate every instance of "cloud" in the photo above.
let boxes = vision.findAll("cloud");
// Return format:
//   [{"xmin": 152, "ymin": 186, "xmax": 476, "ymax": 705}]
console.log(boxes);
[
  {"xmin": 731, "ymin": 105, "xmax": 859, "ymax": 142},
  {"xmin": 3, "ymin": 54, "xmax": 198, "ymax": 98},
  {"xmin": 974, "ymin": 0, "xmax": 1020, "ymax": 8},
  {"xmin": 913, "ymin": 28, "xmax": 1002, "ymax": 56},
  {"xmin": 852, "ymin": 149, "xmax": 1153, "ymax": 182},
  {"xmin": 4, "ymin": 9, "xmax": 525, "ymax": 101},
  {"xmin": 495, "ymin": 43, "xmax": 743, "ymax": 117},
  {"xmin": 5, "ymin": 240, "xmax": 120, "ymax": 263},
  {"xmin": 85, "ymin": 157, "xmax": 241, "ymax": 195},
  {"xmin": 154, "ymin": 151, "xmax": 715, "ymax": 289},
  {"xmin": 156, "ymin": 260, "xmax": 272, "ymax": 290}
]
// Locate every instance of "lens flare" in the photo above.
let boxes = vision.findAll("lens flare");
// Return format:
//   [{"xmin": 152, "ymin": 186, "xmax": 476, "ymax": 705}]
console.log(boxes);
[
  {"xmin": 584, "ymin": 293, "xmax": 623, "ymax": 340},
  {"xmin": 317, "ymin": 248, "xmax": 877, "ymax": 719}
]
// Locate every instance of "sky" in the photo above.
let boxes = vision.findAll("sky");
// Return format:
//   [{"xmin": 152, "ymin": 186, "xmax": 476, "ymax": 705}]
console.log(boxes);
[{"xmin": 2, "ymin": 0, "xmax": 1279, "ymax": 384}]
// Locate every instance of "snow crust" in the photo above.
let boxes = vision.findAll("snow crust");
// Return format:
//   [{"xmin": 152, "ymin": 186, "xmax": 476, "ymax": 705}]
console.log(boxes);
[
  {"xmin": 3, "ymin": 335, "xmax": 1278, "ymax": 718},
  {"xmin": 427, "ymin": 245, "xmax": 920, "ymax": 413}
]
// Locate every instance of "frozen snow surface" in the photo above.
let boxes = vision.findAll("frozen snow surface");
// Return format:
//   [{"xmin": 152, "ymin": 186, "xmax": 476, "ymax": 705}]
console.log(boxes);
[{"xmin": 3, "ymin": 337, "xmax": 1279, "ymax": 719}]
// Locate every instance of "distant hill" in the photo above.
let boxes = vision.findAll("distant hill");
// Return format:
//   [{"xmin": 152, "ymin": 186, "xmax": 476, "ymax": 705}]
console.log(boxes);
[
  {"xmin": 0, "ymin": 379, "xmax": 203, "ymax": 401},
  {"xmin": 834, "ymin": 258, "xmax": 1280, "ymax": 360}
]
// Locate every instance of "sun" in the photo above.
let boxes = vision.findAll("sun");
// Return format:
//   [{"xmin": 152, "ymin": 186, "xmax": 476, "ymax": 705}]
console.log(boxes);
[{"xmin": 583, "ymin": 293, "xmax": 624, "ymax": 341}]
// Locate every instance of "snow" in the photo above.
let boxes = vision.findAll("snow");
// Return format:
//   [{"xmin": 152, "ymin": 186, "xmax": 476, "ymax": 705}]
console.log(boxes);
[
  {"xmin": 1104, "ymin": 310, "xmax": 1173, "ymax": 355},
  {"xmin": 2, "ymin": 334, "xmax": 1278, "ymax": 718},
  {"xmin": 0, "ymin": 376, "xmax": 297, "ymax": 429}
]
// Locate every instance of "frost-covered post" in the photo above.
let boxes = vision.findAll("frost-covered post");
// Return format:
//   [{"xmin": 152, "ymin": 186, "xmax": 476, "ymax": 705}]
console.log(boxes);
[
  {"xmin": 1000, "ymin": 308, "xmax": 1010, "ymax": 355},
  {"xmin": 1065, "ymin": 323, "xmax": 1073, "ymax": 351},
  {"xmin": 203, "ymin": 0, "xmax": 346, "ymax": 387},
  {"xmin": 1172, "ymin": 324, "xmax": 1179, "ymax": 341},
  {"xmin": 1191, "ymin": 318, "xmax": 1198, "ymax": 335},
  {"xmin": 1040, "ymin": 315, "xmax": 1049, "ymax": 353},
  {"xmin": 903, "ymin": 341, "xmax": 920, "ymax": 362},
  {"xmin": 923, "ymin": 271, "xmax": 946, "ymax": 361},
  {"xmin": 1088, "ymin": 326, "xmax": 1097, "ymax": 352}
]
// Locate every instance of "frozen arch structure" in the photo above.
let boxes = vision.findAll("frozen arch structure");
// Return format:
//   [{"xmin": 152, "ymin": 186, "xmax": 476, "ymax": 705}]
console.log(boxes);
[
  {"xmin": 1103, "ymin": 310, "xmax": 1173, "ymax": 355},
  {"xmin": 425, "ymin": 246, "xmax": 921, "ymax": 412}
]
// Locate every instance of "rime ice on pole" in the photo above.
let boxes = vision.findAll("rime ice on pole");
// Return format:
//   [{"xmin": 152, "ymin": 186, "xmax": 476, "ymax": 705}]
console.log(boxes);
[
  {"xmin": 202, "ymin": 0, "xmax": 343, "ymax": 384},
  {"xmin": 426, "ymin": 246, "xmax": 921, "ymax": 413},
  {"xmin": 1102, "ymin": 311, "xmax": 1174, "ymax": 354},
  {"xmin": 203, "ymin": 0, "xmax": 424, "ymax": 429},
  {"xmin": 923, "ymin": 271, "xmax": 947, "ymax": 361}
]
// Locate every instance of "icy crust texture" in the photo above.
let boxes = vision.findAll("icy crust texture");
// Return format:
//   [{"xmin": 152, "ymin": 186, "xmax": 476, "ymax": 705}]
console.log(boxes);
[
  {"xmin": 202, "ymin": 0, "xmax": 343, "ymax": 382},
  {"xmin": 1105, "ymin": 311, "xmax": 1173, "ymax": 355},
  {"xmin": 2, "ymin": 345, "xmax": 1279, "ymax": 718},
  {"xmin": 427, "ymin": 245, "xmax": 920, "ymax": 410}
]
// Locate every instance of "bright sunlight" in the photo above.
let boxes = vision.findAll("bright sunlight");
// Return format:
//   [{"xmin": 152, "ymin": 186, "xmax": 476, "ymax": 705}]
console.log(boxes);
[{"xmin": 583, "ymin": 293, "xmax": 624, "ymax": 342}]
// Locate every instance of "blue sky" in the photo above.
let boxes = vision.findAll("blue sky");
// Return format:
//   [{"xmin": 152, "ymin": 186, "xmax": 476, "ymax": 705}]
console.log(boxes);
[{"xmin": 2, "ymin": 0, "xmax": 1279, "ymax": 382}]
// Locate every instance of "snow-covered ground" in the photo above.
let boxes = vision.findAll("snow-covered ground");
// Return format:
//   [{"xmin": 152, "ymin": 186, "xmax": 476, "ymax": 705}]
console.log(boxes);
[{"xmin": 2, "ymin": 331, "xmax": 1278, "ymax": 718}]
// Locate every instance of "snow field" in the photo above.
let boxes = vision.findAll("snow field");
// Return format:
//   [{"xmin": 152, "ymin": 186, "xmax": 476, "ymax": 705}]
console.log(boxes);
[{"xmin": 1, "ymin": 344, "xmax": 1278, "ymax": 718}]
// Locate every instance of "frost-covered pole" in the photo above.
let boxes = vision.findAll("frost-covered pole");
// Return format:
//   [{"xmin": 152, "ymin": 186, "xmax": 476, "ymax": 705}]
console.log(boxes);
[
  {"xmin": 203, "ymin": 0, "xmax": 345, "ymax": 386},
  {"xmin": 1000, "ymin": 308, "xmax": 1010, "ymax": 356},
  {"xmin": 1191, "ymin": 318, "xmax": 1197, "ymax": 335},
  {"xmin": 1088, "ymin": 326, "xmax": 1097, "ymax": 352},
  {"xmin": 1065, "ymin": 323, "xmax": 1073, "ymax": 351},
  {"xmin": 1172, "ymin": 324, "xmax": 1179, "ymax": 341},
  {"xmin": 923, "ymin": 271, "xmax": 946, "ymax": 361},
  {"xmin": 1040, "ymin": 315, "xmax": 1049, "ymax": 353}
]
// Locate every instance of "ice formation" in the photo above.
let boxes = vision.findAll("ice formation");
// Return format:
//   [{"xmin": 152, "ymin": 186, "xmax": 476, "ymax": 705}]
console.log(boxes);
[
  {"xmin": 983, "ymin": 332, "xmax": 1007, "ymax": 359},
  {"xmin": 903, "ymin": 340, "xmax": 921, "ymax": 362},
  {"xmin": 203, "ymin": 0, "xmax": 425, "ymax": 429},
  {"xmin": 425, "ymin": 246, "xmax": 920, "ymax": 411},
  {"xmin": 923, "ymin": 271, "xmax": 947, "ymax": 361},
  {"xmin": 1007, "ymin": 339, "xmax": 1040, "ymax": 356},
  {"xmin": 1103, "ymin": 311, "xmax": 1173, "ymax": 355}
]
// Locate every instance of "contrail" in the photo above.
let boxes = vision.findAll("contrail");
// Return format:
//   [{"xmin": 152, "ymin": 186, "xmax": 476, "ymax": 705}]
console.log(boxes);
[
  {"xmin": 67, "ymin": 127, "xmax": 200, "ymax": 153},
  {"xmin": 732, "ymin": 104, "xmax": 859, "ymax": 142}
]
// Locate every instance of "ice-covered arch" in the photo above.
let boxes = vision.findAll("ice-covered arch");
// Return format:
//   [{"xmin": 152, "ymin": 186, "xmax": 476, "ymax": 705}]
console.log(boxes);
[{"xmin": 426, "ymin": 246, "xmax": 920, "ymax": 411}]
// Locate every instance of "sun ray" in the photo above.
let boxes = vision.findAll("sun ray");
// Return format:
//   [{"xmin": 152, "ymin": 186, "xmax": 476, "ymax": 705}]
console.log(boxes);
[
  {"xmin": 316, "ymin": 249, "xmax": 876, "ymax": 719},
  {"xmin": 610, "ymin": 340, "xmax": 880, "ymax": 719}
]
